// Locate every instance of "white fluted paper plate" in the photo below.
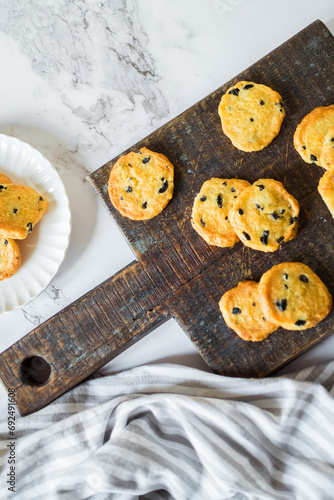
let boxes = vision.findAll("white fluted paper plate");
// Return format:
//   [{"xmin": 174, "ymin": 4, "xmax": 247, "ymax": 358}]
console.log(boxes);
[{"xmin": 0, "ymin": 134, "xmax": 71, "ymax": 314}]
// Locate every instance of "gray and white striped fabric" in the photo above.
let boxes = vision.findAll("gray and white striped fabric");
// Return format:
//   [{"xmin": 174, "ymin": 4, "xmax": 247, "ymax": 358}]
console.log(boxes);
[{"xmin": 1, "ymin": 362, "xmax": 334, "ymax": 500}]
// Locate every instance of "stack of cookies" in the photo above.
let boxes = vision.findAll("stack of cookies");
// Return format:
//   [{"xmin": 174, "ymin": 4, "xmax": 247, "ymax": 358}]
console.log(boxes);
[
  {"xmin": 219, "ymin": 262, "xmax": 332, "ymax": 341},
  {"xmin": 0, "ymin": 174, "xmax": 48, "ymax": 280},
  {"xmin": 191, "ymin": 178, "xmax": 299, "ymax": 253}
]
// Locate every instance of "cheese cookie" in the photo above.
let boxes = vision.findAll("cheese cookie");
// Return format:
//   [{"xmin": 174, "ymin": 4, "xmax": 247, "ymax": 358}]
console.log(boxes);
[
  {"xmin": 258, "ymin": 262, "xmax": 332, "ymax": 330},
  {"xmin": 218, "ymin": 81, "xmax": 285, "ymax": 152},
  {"xmin": 219, "ymin": 280, "xmax": 279, "ymax": 341},
  {"xmin": 0, "ymin": 174, "xmax": 13, "ymax": 185},
  {"xmin": 0, "ymin": 236, "xmax": 21, "ymax": 280},
  {"xmin": 108, "ymin": 147, "xmax": 174, "ymax": 220},
  {"xmin": 318, "ymin": 169, "xmax": 334, "ymax": 219},
  {"xmin": 0, "ymin": 182, "xmax": 48, "ymax": 239},
  {"xmin": 293, "ymin": 105, "xmax": 334, "ymax": 167},
  {"xmin": 191, "ymin": 178, "xmax": 250, "ymax": 247},
  {"xmin": 229, "ymin": 179, "xmax": 299, "ymax": 252}
]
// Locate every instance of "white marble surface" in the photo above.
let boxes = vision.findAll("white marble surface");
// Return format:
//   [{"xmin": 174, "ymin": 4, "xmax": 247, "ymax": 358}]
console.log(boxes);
[{"xmin": 0, "ymin": 0, "xmax": 334, "ymax": 383}]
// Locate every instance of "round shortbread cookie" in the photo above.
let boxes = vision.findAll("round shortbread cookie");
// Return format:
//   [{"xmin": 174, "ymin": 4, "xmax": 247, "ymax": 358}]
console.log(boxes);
[
  {"xmin": 0, "ymin": 236, "xmax": 21, "ymax": 280},
  {"xmin": 108, "ymin": 147, "xmax": 174, "ymax": 221},
  {"xmin": 318, "ymin": 169, "xmax": 334, "ymax": 219},
  {"xmin": 229, "ymin": 179, "xmax": 299, "ymax": 252},
  {"xmin": 293, "ymin": 105, "xmax": 334, "ymax": 167},
  {"xmin": 219, "ymin": 280, "xmax": 278, "ymax": 341},
  {"xmin": 320, "ymin": 125, "xmax": 334, "ymax": 170},
  {"xmin": 258, "ymin": 262, "xmax": 332, "ymax": 331},
  {"xmin": 0, "ymin": 183, "xmax": 48, "ymax": 239},
  {"xmin": 218, "ymin": 81, "xmax": 285, "ymax": 152},
  {"xmin": 191, "ymin": 178, "xmax": 250, "ymax": 247}
]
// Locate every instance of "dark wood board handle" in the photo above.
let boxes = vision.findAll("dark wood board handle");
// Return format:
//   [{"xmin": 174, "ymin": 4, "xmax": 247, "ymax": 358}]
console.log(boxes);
[{"xmin": 0, "ymin": 261, "xmax": 168, "ymax": 416}]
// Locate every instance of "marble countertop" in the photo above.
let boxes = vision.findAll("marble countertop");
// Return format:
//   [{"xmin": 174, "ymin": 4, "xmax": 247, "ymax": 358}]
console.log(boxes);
[{"xmin": 0, "ymin": 0, "xmax": 334, "ymax": 381}]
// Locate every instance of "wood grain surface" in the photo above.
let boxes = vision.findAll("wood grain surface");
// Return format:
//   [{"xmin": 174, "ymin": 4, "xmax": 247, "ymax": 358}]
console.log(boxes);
[{"xmin": 1, "ymin": 20, "xmax": 334, "ymax": 415}]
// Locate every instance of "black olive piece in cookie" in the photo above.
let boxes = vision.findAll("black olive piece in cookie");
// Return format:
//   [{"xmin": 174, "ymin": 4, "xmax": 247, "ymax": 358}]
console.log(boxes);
[
  {"xmin": 191, "ymin": 178, "xmax": 250, "ymax": 247},
  {"xmin": 229, "ymin": 179, "xmax": 300, "ymax": 252},
  {"xmin": 258, "ymin": 262, "xmax": 332, "ymax": 330},
  {"xmin": 218, "ymin": 81, "xmax": 285, "ymax": 152},
  {"xmin": 219, "ymin": 280, "xmax": 279, "ymax": 341},
  {"xmin": 108, "ymin": 147, "xmax": 174, "ymax": 220}
]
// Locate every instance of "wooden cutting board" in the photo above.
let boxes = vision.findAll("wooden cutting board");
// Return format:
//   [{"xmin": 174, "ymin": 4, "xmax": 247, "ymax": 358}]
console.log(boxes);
[{"xmin": 1, "ymin": 20, "xmax": 334, "ymax": 416}]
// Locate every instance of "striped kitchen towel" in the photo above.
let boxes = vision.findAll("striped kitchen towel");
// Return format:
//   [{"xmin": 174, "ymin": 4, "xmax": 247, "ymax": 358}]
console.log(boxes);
[{"xmin": 1, "ymin": 361, "xmax": 334, "ymax": 500}]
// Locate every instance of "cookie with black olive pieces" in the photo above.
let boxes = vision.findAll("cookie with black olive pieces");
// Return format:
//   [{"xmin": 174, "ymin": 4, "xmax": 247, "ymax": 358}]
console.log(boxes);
[
  {"xmin": 108, "ymin": 147, "xmax": 174, "ymax": 220},
  {"xmin": 320, "ymin": 125, "xmax": 334, "ymax": 170},
  {"xmin": 0, "ymin": 182, "xmax": 48, "ymax": 239},
  {"xmin": 219, "ymin": 280, "xmax": 279, "ymax": 341},
  {"xmin": 258, "ymin": 262, "xmax": 332, "ymax": 331},
  {"xmin": 218, "ymin": 81, "xmax": 285, "ymax": 152},
  {"xmin": 293, "ymin": 105, "xmax": 334, "ymax": 168},
  {"xmin": 229, "ymin": 179, "xmax": 299, "ymax": 252},
  {"xmin": 318, "ymin": 169, "xmax": 334, "ymax": 219},
  {"xmin": 0, "ymin": 236, "xmax": 21, "ymax": 280},
  {"xmin": 191, "ymin": 178, "xmax": 251, "ymax": 247}
]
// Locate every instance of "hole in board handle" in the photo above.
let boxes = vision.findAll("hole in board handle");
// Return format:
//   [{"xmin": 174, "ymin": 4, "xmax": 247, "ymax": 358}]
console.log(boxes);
[{"xmin": 20, "ymin": 356, "xmax": 51, "ymax": 386}]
